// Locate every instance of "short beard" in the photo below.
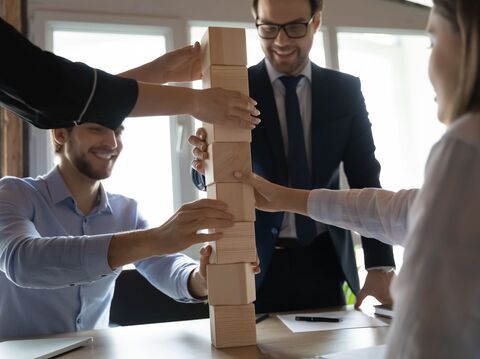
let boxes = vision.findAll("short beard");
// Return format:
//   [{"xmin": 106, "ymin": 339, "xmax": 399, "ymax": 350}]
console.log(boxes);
[{"xmin": 73, "ymin": 155, "xmax": 112, "ymax": 180}]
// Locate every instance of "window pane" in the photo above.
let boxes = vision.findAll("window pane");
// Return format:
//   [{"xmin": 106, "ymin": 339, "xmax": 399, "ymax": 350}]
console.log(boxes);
[
  {"xmin": 52, "ymin": 26, "xmax": 173, "ymax": 226},
  {"xmin": 338, "ymin": 31, "xmax": 443, "ymax": 191}
]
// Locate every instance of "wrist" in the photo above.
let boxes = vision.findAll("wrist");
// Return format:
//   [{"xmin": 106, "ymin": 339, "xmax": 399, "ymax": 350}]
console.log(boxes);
[
  {"xmin": 188, "ymin": 268, "xmax": 208, "ymax": 298},
  {"xmin": 187, "ymin": 88, "xmax": 201, "ymax": 118}
]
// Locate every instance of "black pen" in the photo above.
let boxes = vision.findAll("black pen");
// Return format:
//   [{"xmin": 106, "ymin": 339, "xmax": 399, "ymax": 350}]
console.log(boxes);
[{"xmin": 295, "ymin": 316, "xmax": 341, "ymax": 323}]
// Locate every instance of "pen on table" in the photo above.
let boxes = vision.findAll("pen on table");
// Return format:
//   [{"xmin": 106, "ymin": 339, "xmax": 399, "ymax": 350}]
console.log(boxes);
[
  {"xmin": 295, "ymin": 316, "xmax": 342, "ymax": 323},
  {"xmin": 256, "ymin": 313, "xmax": 269, "ymax": 324}
]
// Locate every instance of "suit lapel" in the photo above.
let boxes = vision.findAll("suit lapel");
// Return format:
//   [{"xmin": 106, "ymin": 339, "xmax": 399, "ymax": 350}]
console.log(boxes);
[{"xmin": 310, "ymin": 63, "xmax": 331, "ymax": 185}]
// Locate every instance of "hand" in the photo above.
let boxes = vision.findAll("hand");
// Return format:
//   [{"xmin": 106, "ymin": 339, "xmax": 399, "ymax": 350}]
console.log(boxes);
[
  {"xmin": 155, "ymin": 42, "xmax": 202, "ymax": 83},
  {"xmin": 233, "ymin": 171, "xmax": 309, "ymax": 215},
  {"xmin": 188, "ymin": 128, "xmax": 209, "ymax": 175},
  {"xmin": 152, "ymin": 199, "xmax": 234, "ymax": 254},
  {"xmin": 192, "ymin": 88, "xmax": 261, "ymax": 129},
  {"xmin": 354, "ymin": 269, "xmax": 395, "ymax": 309},
  {"xmin": 189, "ymin": 244, "xmax": 261, "ymax": 299},
  {"xmin": 119, "ymin": 42, "xmax": 202, "ymax": 84}
]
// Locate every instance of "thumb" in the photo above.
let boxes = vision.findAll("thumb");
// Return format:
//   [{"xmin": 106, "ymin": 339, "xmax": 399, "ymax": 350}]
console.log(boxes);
[{"xmin": 354, "ymin": 289, "xmax": 367, "ymax": 309}]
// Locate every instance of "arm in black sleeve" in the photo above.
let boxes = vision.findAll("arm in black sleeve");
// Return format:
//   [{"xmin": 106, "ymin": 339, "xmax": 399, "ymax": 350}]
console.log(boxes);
[{"xmin": 0, "ymin": 18, "xmax": 137, "ymax": 130}]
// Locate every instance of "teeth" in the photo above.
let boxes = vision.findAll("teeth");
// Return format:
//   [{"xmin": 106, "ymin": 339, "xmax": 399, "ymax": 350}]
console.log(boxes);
[{"xmin": 92, "ymin": 151, "xmax": 116, "ymax": 160}]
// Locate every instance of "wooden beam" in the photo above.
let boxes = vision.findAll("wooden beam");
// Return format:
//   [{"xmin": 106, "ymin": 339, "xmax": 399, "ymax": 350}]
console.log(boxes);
[{"xmin": 1, "ymin": 0, "xmax": 25, "ymax": 177}]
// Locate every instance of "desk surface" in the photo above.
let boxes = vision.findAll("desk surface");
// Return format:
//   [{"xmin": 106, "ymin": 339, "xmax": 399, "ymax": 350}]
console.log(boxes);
[{"xmin": 49, "ymin": 308, "xmax": 390, "ymax": 359}]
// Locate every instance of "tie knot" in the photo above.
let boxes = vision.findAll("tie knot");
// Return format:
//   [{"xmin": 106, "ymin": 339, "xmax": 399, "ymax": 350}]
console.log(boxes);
[{"xmin": 280, "ymin": 75, "xmax": 303, "ymax": 91}]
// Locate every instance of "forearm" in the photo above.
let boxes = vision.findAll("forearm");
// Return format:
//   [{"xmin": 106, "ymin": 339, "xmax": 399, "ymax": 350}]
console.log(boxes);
[
  {"xmin": 118, "ymin": 61, "xmax": 166, "ymax": 84},
  {"xmin": 108, "ymin": 228, "xmax": 158, "ymax": 269},
  {"xmin": 281, "ymin": 188, "xmax": 311, "ymax": 215},
  {"xmin": 128, "ymin": 83, "xmax": 197, "ymax": 117}
]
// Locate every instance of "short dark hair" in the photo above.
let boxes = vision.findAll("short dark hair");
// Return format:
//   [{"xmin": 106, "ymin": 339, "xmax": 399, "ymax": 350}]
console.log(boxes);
[
  {"xmin": 251, "ymin": 0, "xmax": 323, "ymax": 18},
  {"xmin": 433, "ymin": 0, "xmax": 480, "ymax": 121}
]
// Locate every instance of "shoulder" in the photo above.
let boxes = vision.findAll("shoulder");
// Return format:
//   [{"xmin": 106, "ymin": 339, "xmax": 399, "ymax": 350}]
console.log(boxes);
[
  {"xmin": 311, "ymin": 63, "xmax": 360, "ymax": 89},
  {"xmin": 105, "ymin": 191, "xmax": 139, "ymax": 209},
  {"xmin": 442, "ymin": 112, "xmax": 480, "ymax": 151},
  {"xmin": 0, "ymin": 175, "xmax": 42, "ymax": 195}
]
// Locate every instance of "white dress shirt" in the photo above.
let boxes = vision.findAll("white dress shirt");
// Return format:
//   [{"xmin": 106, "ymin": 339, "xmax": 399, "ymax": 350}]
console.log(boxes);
[
  {"xmin": 307, "ymin": 112, "xmax": 480, "ymax": 358},
  {"xmin": 265, "ymin": 59, "xmax": 327, "ymax": 238}
]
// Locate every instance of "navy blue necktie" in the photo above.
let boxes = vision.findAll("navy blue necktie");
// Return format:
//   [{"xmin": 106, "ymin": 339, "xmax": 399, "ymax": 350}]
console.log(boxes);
[{"xmin": 280, "ymin": 75, "xmax": 317, "ymax": 246}]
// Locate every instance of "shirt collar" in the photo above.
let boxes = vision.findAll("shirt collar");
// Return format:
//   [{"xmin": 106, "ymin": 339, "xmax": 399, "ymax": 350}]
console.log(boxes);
[
  {"xmin": 44, "ymin": 166, "xmax": 112, "ymax": 214},
  {"xmin": 265, "ymin": 58, "xmax": 312, "ymax": 84}
]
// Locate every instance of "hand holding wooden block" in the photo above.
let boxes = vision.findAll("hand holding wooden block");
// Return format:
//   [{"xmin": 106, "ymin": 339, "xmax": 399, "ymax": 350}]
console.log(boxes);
[{"xmin": 207, "ymin": 183, "xmax": 255, "ymax": 221}]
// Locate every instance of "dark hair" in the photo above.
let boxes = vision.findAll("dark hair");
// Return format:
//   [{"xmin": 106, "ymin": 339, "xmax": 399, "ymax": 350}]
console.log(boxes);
[
  {"xmin": 251, "ymin": 0, "xmax": 323, "ymax": 18},
  {"xmin": 433, "ymin": 0, "xmax": 480, "ymax": 121}
]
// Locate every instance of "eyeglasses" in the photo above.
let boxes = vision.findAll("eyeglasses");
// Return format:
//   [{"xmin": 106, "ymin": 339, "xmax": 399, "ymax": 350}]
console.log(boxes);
[{"xmin": 256, "ymin": 15, "xmax": 315, "ymax": 39}]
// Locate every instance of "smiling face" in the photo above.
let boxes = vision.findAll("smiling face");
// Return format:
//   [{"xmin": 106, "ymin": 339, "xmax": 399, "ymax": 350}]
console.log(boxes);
[
  {"xmin": 427, "ymin": 7, "xmax": 462, "ymax": 124},
  {"xmin": 54, "ymin": 123, "xmax": 123, "ymax": 181},
  {"xmin": 256, "ymin": 0, "xmax": 321, "ymax": 75}
]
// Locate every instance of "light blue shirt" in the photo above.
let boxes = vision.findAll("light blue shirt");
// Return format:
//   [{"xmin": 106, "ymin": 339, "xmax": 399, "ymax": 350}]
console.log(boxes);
[{"xmin": 0, "ymin": 167, "xmax": 198, "ymax": 339}]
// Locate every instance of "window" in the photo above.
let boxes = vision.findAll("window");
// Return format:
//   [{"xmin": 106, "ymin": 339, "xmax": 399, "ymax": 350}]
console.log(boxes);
[{"xmin": 50, "ymin": 22, "xmax": 174, "ymax": 226}]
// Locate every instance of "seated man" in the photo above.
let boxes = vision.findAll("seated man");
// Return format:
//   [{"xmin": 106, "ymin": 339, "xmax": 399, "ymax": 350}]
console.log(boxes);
[{"xmin": 0, "ymin": 122, "xmax": 254, "ymax": 339}]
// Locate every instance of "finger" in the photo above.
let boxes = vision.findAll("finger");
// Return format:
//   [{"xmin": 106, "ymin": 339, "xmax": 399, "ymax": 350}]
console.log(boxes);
[
  {"xmin": 187, "ymin": 135, "xmax": 207, "ymax": 150},
  {"xmin": 193, "ymin": 232, "xmax": 224, "ymax": 244},
  {"xmin": 192, "ymin": 146, "xmax": 208, "ymax": 160},
  {"xmin": 196, "ymin": 127, "xmax": 207, "ymax": 140},
  {"xmin": 199, "ymin": 245, "xmax": 212, "ymax": 277},
  {"xmin": 182, "ymin": 198, "xmax": 229, "ymax": 211},
  {"xmin": 191, "ymin": 159, "xmax": 205, "ymax": 174},
  {"xmin": 354, "ymin": 290, "xmax": 367, "ymax": 309}
]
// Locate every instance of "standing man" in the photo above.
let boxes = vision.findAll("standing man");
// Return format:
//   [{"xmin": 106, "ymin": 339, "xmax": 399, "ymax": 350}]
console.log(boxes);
[
  {"xmin": 191, "ymin": 0, "xmax": 395, "ymax": 313},
  {"xmin": 0, "ymin": 122, "xmax": 243, "ymax": 339}
]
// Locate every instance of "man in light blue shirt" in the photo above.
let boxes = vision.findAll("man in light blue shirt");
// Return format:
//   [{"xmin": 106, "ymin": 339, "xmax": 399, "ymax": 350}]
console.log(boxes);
[{"xmin": 0, "ymin": 122, "xmax": 238, "ymax": 339}]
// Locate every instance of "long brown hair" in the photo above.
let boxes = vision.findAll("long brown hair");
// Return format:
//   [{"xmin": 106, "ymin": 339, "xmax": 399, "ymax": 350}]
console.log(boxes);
[{"xmin": 434, "ymin": 0, "xmax": 480, "ymax": 121}]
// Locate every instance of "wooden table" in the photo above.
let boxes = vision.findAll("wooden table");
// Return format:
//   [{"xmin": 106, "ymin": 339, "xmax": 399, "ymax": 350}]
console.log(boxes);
[{"xmin": 48, "ymin": 309, "xmax": 390, "ymax": 358}]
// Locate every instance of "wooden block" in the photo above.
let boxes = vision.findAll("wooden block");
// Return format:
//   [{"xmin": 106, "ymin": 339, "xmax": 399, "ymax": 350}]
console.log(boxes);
[
  {"xmin": 207, "ymin": 183, "xmax": 255, "ymax": 221},
  {"xmin": 202, "ymin": 65, "xmax": 249, "ymax": 95},
  {"xmin": 208, "ymin": 222, "xmax": 256, "ymax": 264},
  {"xmin": 202, "ymin": 123, "xmax": 251, "ymax": 143},
  {"xmin": 207, "ymin": 262, "xmax": 256, "ymax": 305},
  {"xmin": 201, "ymin": 27, "xmax": 247, "ymax": 69},
  {"xmin": 205, "ymin": 142, "xmax": 252, "ymax": 185},
  {"xmin": 209, "ymin": 304, "xmax": 256, "ymax": 348}
]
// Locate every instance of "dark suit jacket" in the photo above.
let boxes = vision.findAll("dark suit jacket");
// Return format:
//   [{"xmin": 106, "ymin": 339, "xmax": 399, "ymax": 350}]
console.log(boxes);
[{"xmin": 193, "ymin": 59, "xmax": 395, "ymax": 294}]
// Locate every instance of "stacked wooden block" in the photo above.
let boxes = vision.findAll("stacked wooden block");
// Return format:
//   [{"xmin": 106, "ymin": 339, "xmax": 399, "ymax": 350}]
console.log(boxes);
[{"xmin": 201, "ymin": 27, "xmax": 257, "ymax": 348}]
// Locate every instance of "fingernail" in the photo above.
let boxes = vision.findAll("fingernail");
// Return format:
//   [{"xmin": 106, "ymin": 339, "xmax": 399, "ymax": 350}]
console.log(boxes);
[
  {"xmin": 252, "ymin": 117, "xmax": 261, "ymax": 124},
  {"xmin": 233, "ymin": 171, "xmax": 242, "ymax": 178}
]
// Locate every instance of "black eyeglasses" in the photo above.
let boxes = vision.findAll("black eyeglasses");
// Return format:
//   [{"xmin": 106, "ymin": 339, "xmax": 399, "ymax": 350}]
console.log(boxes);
[{"xmin": 256, "ymin": 15, "xmax": 315, "ymax": 39}]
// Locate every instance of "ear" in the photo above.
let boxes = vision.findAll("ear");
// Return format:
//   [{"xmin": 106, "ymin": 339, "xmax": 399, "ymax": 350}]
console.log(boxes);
[
  {"xmin": 313, "ymin": 11, "xmax": 322, "ymax": 31},
  {"xmin": 52, "ymin": 128, "xmax": 68, "ymax": 149}
]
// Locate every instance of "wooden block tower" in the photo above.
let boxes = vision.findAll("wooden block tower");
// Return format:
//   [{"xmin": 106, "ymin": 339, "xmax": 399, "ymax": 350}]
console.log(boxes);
[{"xmin": 201, "ymin": 27, "xmax": 257, "ymax": 348}]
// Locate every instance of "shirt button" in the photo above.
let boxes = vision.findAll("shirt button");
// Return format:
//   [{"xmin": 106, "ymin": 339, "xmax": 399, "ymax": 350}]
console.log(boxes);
[
  {"xmin": 100, "ymin": 274, "xmax": 107, "ymax": 277},
  {"xmin": 271, "ymin": 227, "xmax": 278, "ymax": 235},
  {"xmin": 76, "ymin": 318, "xmax": 81, "ymax": 324}
]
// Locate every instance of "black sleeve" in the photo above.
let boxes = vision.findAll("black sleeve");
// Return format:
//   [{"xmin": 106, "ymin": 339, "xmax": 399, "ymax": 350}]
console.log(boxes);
[
  {"xmin": 191, "ymin": 168, "xmax": 207, "ymax": 191},
  {"xmin": 0, "ymin": 18, "xmax": 138, "ymax": 130}
]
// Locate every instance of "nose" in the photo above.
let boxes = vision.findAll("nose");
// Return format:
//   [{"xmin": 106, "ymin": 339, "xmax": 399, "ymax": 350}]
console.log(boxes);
[
  {"xmin": 274, "ymin": 27, "xmax": 290, "ymax": 45},
  {"xmin": 103, "ymin": 130, "xmax": 119, "ymax": 149}
]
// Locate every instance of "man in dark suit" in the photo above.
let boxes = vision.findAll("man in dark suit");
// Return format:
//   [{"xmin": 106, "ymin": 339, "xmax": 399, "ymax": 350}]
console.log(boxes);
[{"xmin": 190, "ymin": 0, "xmax": 395, "ymax": 313}]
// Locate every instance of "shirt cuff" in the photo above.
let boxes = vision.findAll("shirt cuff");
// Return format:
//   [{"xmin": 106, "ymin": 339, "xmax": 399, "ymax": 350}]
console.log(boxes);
[
  {"xmin": 367, "ymin": 266, "xmax": 395, "ymax": 272},
  {"xmin": 83, "ymin": 234, "xmax": 115, "ymax": 279}
]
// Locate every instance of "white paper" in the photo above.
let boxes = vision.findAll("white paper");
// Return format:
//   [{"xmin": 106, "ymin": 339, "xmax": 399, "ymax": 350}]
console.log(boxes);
[
  {"xmin": 277, "ymin": 310, "xmax": 388, "ymax": 333},
  {"xmin": 0, "ymin": 337, "xmax": 92, "ymax": 359},
  {"xmin": 320, "ymin": 344, "xmax": 386, "ymax": 359}
]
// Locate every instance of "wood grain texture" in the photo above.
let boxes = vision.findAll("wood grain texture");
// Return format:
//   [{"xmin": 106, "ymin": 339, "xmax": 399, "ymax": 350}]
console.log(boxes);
[
  {"xmin": 209, "ymin": 304, "xmax": 257, "ymax": 348},
  {"xmin": 201, "ymin": 27, "xmax": 247, "ymax": 69},
  {"xmin": 207, "ymin": 262, "xmax": 256, "ymax": 305},
  {"xmin": 207, "ymin": 182, "xmax": 255, "ymax": 222},
  {"xmin": 208, "ymin": 222, "xmax": 256, "ymax": 264},
  {"xmin": 205, "ymin": 142, "xmax": 252, "ymax": 185}
]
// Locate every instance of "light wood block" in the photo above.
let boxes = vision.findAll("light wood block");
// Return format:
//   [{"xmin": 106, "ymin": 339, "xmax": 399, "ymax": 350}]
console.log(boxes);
[
  {"xmin": 201, "ymin": 27, "xmax": 247, "ymax": 69},
  {"xmin": 209, "ymin": 304, "xmax": 256, "ymax": 348},
  {"xmin": 202, "ymin": 123, "xmax": 251, "ymax": 143},
  {"xmin": 207, "ymin": 262, "xmax": 256, "ymax": 305},
  {"xmin": 208, "ymin": 222, "xmax": 256, "ymax": 264},
  {"xmin": 202, "ymin": 65, "xmax": 249, "ymax": 95},
  {"xmin": 205, "ymin": 142, "xmax": 252, "ymax": 185},
  {"xmin": 207, "ymin": 183, "xmax": 255, "ymax": 221}
]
